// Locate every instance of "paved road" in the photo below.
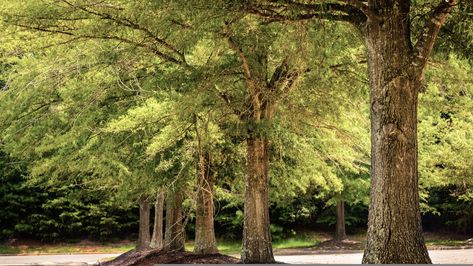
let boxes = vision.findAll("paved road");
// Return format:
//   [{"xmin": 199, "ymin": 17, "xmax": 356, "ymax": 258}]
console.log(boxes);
[
  {"xmin": 276, "ymin": 249, "xmax": 473, "ymax": 264},
  {"xmin": 0, "ymin": 254, "xmax": 116, "ymax": 266},
  {"xmin": 0, "ymin": 249, "xmax": 472, "ymax": 265}
]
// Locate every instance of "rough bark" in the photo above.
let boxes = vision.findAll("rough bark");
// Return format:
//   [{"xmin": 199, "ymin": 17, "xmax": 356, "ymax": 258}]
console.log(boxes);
[
  {"xmin": 361, "ymin": 2, "xmax": 431, "ymax": 263},
  {"xmin": 242, "ymin": 96, "xmax": 275, "ymax": 263},
  {"xmin": 164, "ymin": 191, "xmax": 185, "ymax": 251},
  {"xmin": 150, "ymin": 191, "xmax": 165, "ymax": 250},
  {"xmin": 194, "ymin": 151, "xmax": 218, "ymax": 254},
  {"xmin": 242, "ymin": 136, "xmax": 274, "ymax": 263},
  {"xmin": 137, "ymin": 198, "xmax": 151, "ymax": 250},
  {"xmin": 335, "ymin": 200, "xmax": 347, "ymax": 241}
]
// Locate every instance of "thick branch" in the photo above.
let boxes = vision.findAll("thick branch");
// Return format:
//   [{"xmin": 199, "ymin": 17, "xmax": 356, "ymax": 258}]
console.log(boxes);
[
  {"xmin": 224, "ymin": 34, "xmax": 254, "ymax": 89},
  {"xmin": 247, "ymin": 1, "xmax": 367, "ymax": 25},
  {"xmin": 413, "ymin": 0, "xmax": 456, "ymax": 74}
]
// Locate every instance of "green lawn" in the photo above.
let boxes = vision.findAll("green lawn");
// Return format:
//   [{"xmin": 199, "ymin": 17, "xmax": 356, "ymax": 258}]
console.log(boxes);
[
  {"xmin": 425, "ymin": 239, "xmax": 468, "ymax": 247},
  {"xmin": 0, "ymin": 232, "xmax": 469, "ymax": 255},
  {"xmin": 186, "ymin": 236, "xmax": 317, "ymax": 255},
  {"xmin": 0, "ymin": 242, "xmax": 135, "ymax": 255}
]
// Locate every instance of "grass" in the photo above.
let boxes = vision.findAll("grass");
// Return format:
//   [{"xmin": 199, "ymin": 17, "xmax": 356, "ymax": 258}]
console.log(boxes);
[
  {"xmin": 425, "ymin": 239, "xmax": 468, "ymax": 247},
  {"xmin": 185, "ymin": 241, "xmax": 242, "ymax": 255},
  {"xmin": 0, "ymin": 232, "xmax": 470, "ymax": 255},
  {"xmin": 273, "ymin": 236, "xmax": 319, "ymax": 249},
  {"xmin": 0, "ymin": 245, "xmax": 20, "ymax": 254},
  {"xmin": 184, "ymin": 235, "xmax": 318, "ymax": 255},
  {"xmin": 0, "ymin": 241, "xmax": 135, "ymax": 255}
]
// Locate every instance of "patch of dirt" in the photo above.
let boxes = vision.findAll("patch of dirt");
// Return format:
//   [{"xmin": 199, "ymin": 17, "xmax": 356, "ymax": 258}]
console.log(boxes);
[
  {"xmin": 274, "ymin": 238, "xmax": 364, "ymax": 256},
  {"xmin": 317, "ymin": 239, "xmax": 363, "ymax": 250},
  {"xmin": 101, "ymin": 249, "xmax": 241, "ymax": 265}
]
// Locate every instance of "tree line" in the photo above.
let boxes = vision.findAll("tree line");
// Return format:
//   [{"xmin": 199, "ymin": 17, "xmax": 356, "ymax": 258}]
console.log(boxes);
[{"xmin": 0, "ymin": 0, "xmax": 472, "ymax": 264}]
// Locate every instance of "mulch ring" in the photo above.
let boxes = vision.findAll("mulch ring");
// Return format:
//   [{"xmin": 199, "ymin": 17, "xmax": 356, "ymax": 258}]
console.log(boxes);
[
  {"xmin": 101, "ymin": 249, "xmax": 241, "ymax": 265},
  {"xmin": 316, "ymin": 239, "xmax": 363, "ymax": 250}
]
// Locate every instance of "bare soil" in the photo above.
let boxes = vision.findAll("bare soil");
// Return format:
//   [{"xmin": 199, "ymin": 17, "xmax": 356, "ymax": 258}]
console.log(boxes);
[{"xmin": 101, "ymin": 249, "xmax": 241, "ymax": 265}]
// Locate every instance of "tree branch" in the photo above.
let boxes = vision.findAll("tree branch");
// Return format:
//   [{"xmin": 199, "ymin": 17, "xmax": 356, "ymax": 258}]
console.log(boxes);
[
  {"xmin": 58, "ymin": 0, "xmax": 188, "ymax": 65},
  {"xmin": 224, "ymin": 30, "xmax": 254, "ymax": 89},
  {"xmin": 247, "ymin": 1, "xmax": 367, "ymax": 25},
  {"xmin": 413, "ymin": 0, "xmax": 456, "ymax": 74},
  {"xmin": 8, "ymin": 22, "xmax": 187, "ymax": 66}
]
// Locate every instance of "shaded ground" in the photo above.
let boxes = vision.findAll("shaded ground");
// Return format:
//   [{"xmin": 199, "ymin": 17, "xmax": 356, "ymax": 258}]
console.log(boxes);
[
  {"xmin": 101, "ymin": 249, "xmax": 240, "ymax": 266},
  {"xmin": 1, "ymin": 231, "xmax": 471, "ymax": 256}
]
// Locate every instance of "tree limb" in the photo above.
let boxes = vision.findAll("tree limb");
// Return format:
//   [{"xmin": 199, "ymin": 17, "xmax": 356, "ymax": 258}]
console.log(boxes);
[
  {"xmin": 247, "ymin": 1, "xmax": 367, "ymax": 25},
  {"xmin": 58, "ymin": 0, "xmax": 187, "ymax": 65},
  {"xmin": 413, "ymin": 0, "xmax": 457, "ymax": 74}
]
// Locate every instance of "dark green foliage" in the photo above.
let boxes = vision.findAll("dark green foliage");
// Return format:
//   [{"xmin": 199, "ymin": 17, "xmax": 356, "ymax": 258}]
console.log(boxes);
[
  {"xmin": 0, "ymin": 150, "xmax": 138, "ymax": 241},
  {"xmin": 423, "ymin": 186, "xmax": 473, "ymax": 234}
]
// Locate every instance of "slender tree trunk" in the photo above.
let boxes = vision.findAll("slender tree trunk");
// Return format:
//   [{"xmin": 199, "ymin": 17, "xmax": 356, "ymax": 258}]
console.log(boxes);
[
  {"xmin": 137, "ymin": 198, "xmax": 151, "ymax": 250},
  {"xmin": 194, "ymin": 151, "xmax": 218, "ymax": 254},
  {"xmin": 242, "ymin": 135, "xmax": 274, "ymax": 263},
  {"xmin": 362, "ymin": 3, "xmax": 430, "ymax": 263},
  {"xmin": 335, "ymin": 200, "xmax": 347, "ymax": 241},
  {"xmin": 150, "ymin": 191, "xmax": 165, "ymax": 250},
  {"xmin": 164, "ymin": 191, "xmax": 185, "ymax": 251}
]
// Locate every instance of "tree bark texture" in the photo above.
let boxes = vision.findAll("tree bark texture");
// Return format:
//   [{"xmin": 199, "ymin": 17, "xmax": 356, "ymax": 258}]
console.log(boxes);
[
  {"xmin": 137, "ymin": 198, "xmax": 151, "ymax": 250},
  {"xmin": 362, "ymin": 2, "xmax": 432, "ymax": 263},
  {"xmin": 194, "ymin": 151, "xmax": 218, "ymax": 254},
  {"xmin": 335, "ymin": 200, "xmax": 347, "ymax": 241},
  {"xmin": 164, "ymin": 191, "xmax": 185, "ymax": 251},
  {"xmin": 150, "ymin": 191, "xmax": 165, "ymax": 250},
  {"xmin": 242, "ymin": 136, "xmax": 274, "ymax": 263},
  {"xmin": 241, "ymin": 96, "xmax": 275, "ymax": 263}
]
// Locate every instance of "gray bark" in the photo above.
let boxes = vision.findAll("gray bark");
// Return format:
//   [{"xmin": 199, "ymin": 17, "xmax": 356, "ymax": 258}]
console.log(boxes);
[
  {"xmin": 194, "ymin": 151, "xmax": 218, "ymax": 254},
  {"xmin": 164, "ymin": 191, "xmax": 185, "ymax": 251},
  {"xmin": 150, "ymin": 191, "xmax": 164, "ymax": 250},
  {"xmin": 137, "ymin": 198, "xmax": 151, "ymax": 250},
  {"xmin": 335, "ymin": 200, "xmax": 347, "ymax": 241}
]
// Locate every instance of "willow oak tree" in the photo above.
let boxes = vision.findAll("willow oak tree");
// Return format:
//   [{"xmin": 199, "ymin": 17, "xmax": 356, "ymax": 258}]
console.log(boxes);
[
  {"xmin": 247, "ymin": 0, "xmax": 464, "ymax": 263},
  {"xmin": 0, "ymin": 0, "xmax": 222, "ymax": 255},
  {"xmin": 0, "ymin": 34, "xmax": 170, "ymax": 250},
  {"xmin": 105, "ymin": 87, "xmax": 225, "ymax": 254},
  {"xmin": 213, "ymin": 18, "xmax": 314, "ymax": 262}
]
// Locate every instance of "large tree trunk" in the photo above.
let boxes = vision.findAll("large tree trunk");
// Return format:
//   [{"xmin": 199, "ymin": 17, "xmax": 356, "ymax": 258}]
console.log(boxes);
[
  {"xmin": 150, "ymin": 191, "xmax": 164, "ymax": 250},
  {"xmin": 164, "ymin": 191, "xmax": 185, "ymax": 251},
  {"xmin": 194, "ymin": 151, "xmax": 218, "ymax": 254},
  {"xmin": 335, "ymin": 200, "xmax": 347, "ymax": 241},
  {"xmin": 137, "ymin": 198, "xmax": 151, "ymax": 250},
  {"xmin": 362, "ymin": 3, "xmax": 430, "ymax": 263},
  {"xmin": 241, "ymin": 136, "xmax": 275, "ymax": 263}
]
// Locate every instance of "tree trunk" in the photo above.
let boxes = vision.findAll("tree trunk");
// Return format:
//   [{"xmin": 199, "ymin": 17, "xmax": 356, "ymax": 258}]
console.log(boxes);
[
  {"xmin": 150, "ymin": 191, "xmax": 165, "ymax": 250},
  {"xmin": 335, "ymin": 200, "xmax": 347, "ymax": 241},
  {"xmin": 164, "ymin": 191, "xmax": 185, "ymax": 251},
  {"xmin": 194, "ymin": 151, "xmax": 218, "ymax": 254},
  {"xmin": 241, "ymin": 136, "xmax": 275, "ymax": 263},
  {"xmin": 362, "ymin": 3, "xmax": 430, "ymax": 263},
  {"xmin": 137, "ymin": 198, "xmax": 151, "ymax": 250}
]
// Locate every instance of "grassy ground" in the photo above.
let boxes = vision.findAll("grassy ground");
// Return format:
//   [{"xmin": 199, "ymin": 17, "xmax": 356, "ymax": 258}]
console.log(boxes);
[
  {"xmin": 0, "ymin": 231, "xmax": 470, "ymax": 255},
  {"xmin": 185, "ymin": 236, "xmax": 319, "ymax": 255},
  {"xmin": 0, "ymin": 241, "xmax": 135, "ymax": 255}
]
